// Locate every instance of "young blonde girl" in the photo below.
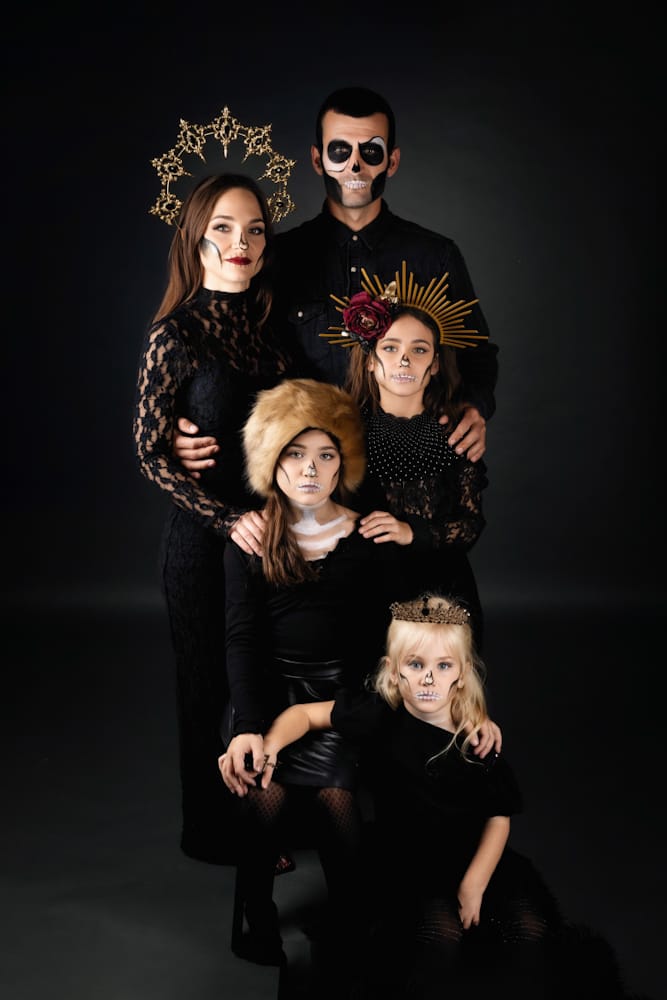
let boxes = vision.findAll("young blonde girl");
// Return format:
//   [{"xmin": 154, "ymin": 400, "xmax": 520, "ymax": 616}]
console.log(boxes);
[{"xmin": 239, "ymin": 593, "xmax": 562, "ymax": 999}]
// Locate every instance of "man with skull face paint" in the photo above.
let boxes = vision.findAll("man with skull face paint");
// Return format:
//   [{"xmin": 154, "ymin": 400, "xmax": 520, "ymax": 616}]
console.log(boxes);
[
  {"xmin": 318, "ymin": 123, "xmax": 392, "ymax": 208},
  {"xmin": 174, "ymin": 86, "xmax": 498, "ymax": 475}
]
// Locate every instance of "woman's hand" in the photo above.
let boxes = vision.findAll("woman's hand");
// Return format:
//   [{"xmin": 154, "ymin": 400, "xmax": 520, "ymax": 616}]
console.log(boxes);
[
  {"xmin": 230, "ymin": 510, "xmax": 267, "ymax": 557},
  {"xmin": 218, "ymin": 733, "xmax": 266, "ymax": 796}
]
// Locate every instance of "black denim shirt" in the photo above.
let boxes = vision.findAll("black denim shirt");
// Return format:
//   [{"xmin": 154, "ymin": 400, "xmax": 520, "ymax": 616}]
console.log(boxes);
[{"xmin": 274, "ymin": 200, "xmax": 499, "ymax": 419}]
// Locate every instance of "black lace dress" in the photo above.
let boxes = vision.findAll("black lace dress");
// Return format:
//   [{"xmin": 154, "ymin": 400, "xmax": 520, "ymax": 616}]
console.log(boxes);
[
  {"xmin": 133, "ymin": 288, "xmax": 298, "ymax": 863},
  {"xmin": 357, "ymin": 406, "xmax": 488, "ymax": 647}
]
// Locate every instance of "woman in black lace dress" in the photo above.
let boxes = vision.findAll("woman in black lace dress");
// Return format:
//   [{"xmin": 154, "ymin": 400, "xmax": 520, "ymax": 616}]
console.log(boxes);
[{"xmin": 132, "ymin": 174, "xmax": 299, "ymax": 864}]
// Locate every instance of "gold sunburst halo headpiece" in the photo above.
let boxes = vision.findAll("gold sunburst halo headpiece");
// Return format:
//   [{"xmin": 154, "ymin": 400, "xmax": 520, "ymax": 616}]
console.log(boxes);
[
  {"xmin": 320, "ymin": 260, "xmax": 487, "ymax": 354},
  {"xmin": 390, "ymin": 594, "xmax": 472, "ymax": 626},
  {"xmin": 149, "ymin": 106, "xmax": 296, "ymax": 226}
]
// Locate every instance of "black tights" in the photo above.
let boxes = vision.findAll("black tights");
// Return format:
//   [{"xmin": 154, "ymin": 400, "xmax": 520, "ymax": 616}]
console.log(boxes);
[
  {"xmin": 380, "ymin": 892, "xmax": 553, "ymax": 1000},
  {"xmin": 236, "ymin": 780, "xmax": 363, "ymax": 930}
]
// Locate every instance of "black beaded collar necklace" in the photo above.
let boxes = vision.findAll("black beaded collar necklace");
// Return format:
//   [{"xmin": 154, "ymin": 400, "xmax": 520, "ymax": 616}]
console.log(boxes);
[{"xmin": 364, "ymin": 408, "xmax": 458, "ymax": 481}]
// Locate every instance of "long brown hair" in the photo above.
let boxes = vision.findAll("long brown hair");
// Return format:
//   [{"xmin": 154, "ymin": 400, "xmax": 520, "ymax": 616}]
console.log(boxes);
[
  {"xmin": 260, "ymin": 429, "xmax": 355, "ymax": 588},
  {"xmin": 152, "ymin": 173, "xmax": 275, "ymax": 326},
  {"xmin": 344, "ymin": 305, "xmax": 463, "ymax": 421},
  {"xmin": 261, "ymin": 491, "xmax": 320, "ymax": 587}
]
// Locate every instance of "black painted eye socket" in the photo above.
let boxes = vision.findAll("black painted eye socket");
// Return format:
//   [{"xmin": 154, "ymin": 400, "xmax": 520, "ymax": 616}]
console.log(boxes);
[
  {"xmin": 359, "ymin": 143, "xmax": 385, "ymax": 166},
  {"xmin": 327, "ymin": 141, "xmax": 353, "ymax": 163}
]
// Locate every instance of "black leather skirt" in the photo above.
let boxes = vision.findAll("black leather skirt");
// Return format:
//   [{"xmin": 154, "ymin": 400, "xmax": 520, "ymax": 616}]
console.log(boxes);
[{"xmin": 272, "ymin": 658, "xmax": 360, "ymax": 790}]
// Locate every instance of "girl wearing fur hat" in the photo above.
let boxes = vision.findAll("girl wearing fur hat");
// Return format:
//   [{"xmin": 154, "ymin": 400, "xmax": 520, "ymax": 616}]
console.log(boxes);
[{"xmin": 221, "ymin": 377, "xmax": 401, "ymax": 966}]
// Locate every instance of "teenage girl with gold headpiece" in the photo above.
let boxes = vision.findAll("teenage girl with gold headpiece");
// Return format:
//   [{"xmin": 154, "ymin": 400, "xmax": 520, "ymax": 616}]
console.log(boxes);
[{"xmin": 335, "ymin": 268, "xmax": 489, "ymax": 649}]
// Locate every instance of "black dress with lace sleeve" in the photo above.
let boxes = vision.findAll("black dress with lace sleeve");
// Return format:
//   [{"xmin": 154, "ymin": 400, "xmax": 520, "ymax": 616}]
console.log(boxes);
[
  {"xmin": 133, "ymin": 287, "xmax": 297, "ymax": 536},
  {"xmin": 132, "ymin": 287, "xmax": 301, "ymax": 864}
]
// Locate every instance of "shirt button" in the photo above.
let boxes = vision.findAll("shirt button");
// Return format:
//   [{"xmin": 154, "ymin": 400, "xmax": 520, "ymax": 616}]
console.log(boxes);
[
  {"xmin": 350, "ymin": 266, "xmax": 357, "ymax": 273},
  {"xmin": 297, "ymin": 310, "xmax": 303, "ymax": 318},
  {"xmin": 352, "ymin": 235, "xmax": 358, "ymax": 241}
]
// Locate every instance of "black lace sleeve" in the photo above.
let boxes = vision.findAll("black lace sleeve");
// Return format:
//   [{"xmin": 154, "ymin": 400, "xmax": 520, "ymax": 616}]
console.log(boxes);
[
  {"xmin": 132, "ymin": 320, "xmax": 244, "ymax": 537},
  {"xmin": 387, "ymin": 456, "xmax": 488, "ymax": 552},
  {"xmin": 432, "ymin": 457, "xmax": 488, "ymax": 549}
]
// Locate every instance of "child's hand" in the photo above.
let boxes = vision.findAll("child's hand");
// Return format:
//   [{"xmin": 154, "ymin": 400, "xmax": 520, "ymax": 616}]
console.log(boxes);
[
  {"xmin": 458, "ymin": 883, "xmax": 483, "ymax": 929},
  {"xmin": 357, "ymin": 510, "xmax": 414, "ymax": 545},
  {"xmin": 258, "ymin": 747, "xmax": 280, "ymax": 789}
]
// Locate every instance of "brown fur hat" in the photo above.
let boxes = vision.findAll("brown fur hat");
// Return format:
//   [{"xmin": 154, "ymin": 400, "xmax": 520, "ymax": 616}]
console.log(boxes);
[{"xmin": 243, "ymin": 378, "xmax": 366, "ymax": 497}]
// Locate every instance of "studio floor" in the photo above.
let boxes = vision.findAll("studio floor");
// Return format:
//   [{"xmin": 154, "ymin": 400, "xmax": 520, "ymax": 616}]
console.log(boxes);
[{"xmin": 2, "ymin": 602, "xmax": 662, "ymax": 1000}]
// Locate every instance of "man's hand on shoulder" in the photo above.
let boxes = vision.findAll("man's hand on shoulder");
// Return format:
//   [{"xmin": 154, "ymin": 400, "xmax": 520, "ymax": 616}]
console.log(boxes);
[
  {"xmin": 439, "ymin": 406, "xmax": 486, "ymax": 462},
  {"xmin": 173, "ymin": 417, "xmax": 219, "ymax": 479}
]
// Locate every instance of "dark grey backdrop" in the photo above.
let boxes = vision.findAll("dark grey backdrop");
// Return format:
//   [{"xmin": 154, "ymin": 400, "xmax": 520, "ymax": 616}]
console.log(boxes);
[
  {"xmin": 5, "ymin": 2, "xmax": 661, "ymax": 613},
  {"xmin": 3, "ymin": 5, "xmax": 663, "ymax": 999}
]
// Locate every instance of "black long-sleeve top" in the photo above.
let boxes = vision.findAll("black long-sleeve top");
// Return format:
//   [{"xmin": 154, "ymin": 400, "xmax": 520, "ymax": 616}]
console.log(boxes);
[
  {"xmin": 274, "ymin": 200, "xmax": 498, "ymax": 418},
  {"xmin": 133, "ymin": 288, "xmax": 296, "ymax": 536},
  {"xmin": 224, "ymin": 534, "xmax": 417, "ymax": 735}
]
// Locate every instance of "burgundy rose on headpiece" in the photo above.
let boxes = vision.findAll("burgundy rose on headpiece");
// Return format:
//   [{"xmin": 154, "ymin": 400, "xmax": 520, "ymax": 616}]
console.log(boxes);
[
  {"xmin": 342, "ymin": 290, "xmax": 394, "ymax": 350},
  {"xmin": 321, "ymin": 267, "xmax": 483, "ymax": 354}
]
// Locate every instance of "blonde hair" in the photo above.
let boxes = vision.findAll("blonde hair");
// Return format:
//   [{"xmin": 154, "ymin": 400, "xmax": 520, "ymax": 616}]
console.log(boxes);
[{"xmin": 371, "ymin": 594, "xmax": 488, "ymax": 759}]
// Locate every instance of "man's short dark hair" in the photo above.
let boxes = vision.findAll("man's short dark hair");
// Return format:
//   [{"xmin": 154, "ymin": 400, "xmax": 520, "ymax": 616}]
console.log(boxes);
[{"xmin": 315, "ymin": 86, "xmax": 396, "ymax": 153}]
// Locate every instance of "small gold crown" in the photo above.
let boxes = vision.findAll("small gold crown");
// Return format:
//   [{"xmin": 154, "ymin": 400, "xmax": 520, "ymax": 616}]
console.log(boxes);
[
  {"xmin": 390, "ymin": 595, "xmax": 472, "ymax": 626},
  {"xmin": 149, "ymin": 106, "xmax": 296, "ymax": 226},
  {"xmin": 323, "ymin": 260, "xmax": 486, "ymax": 349}
]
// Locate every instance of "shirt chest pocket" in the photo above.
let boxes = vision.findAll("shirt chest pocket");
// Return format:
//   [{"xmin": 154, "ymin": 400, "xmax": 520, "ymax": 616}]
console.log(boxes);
[{"xmin": 287, "ymin": 301, "xmax": 343, "ymax": 363}]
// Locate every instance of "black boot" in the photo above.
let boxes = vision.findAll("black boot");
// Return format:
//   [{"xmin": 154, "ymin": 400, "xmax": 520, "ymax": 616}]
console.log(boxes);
[{"xmin": 233, "ymin": 899, "xmax": 286, "ymax": 967}]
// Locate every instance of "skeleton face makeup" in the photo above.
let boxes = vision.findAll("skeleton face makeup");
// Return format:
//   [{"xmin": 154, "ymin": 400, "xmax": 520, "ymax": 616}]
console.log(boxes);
[
  {"xmin": 200, "ymin": 236, "xmax": 222, "ymax": 265},
  {"xmin": 275, "ymin": 429, "xmax": 341, "ymax": 509},
  {"xmin": 323, "ymin": 136, "xmax": 387, "ymax": 172},
  {"xmin": 367, "ymin": 313, "xmax": 439, "ymax": 415},
  {"xmin": 396, "ymin": 633, "xmax": 463, "ymax": 726},
  {"xmin": 317, "ymin": 111, "xmax": 394, "ymax": 208},
  {"xmin": 199, "ymin": 187, "xmax": 266, "ymax": 292}
]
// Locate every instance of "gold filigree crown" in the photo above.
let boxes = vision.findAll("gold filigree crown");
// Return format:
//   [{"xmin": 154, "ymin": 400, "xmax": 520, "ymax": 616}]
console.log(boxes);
[
  {"xmin": 390, "ymin": 595, "xmax": 472, "ymax": 626},
  {"xmin": 321, "ymin": 260, "xmax": 487, "ymax": 352},
  {"xmin": 149, "ymin": 106, "xmax": 296, "ymax": 226}
]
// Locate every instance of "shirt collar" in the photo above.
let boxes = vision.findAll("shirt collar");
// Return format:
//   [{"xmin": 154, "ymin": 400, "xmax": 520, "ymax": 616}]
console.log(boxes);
[{"xmin": 321, "ymin": 199, "xmax": 391, "ymax": 250}]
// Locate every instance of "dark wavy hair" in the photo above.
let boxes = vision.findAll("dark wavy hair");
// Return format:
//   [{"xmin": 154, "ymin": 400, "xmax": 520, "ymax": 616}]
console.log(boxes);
[{"xmin": 315, "ymin": 86, "xmax": 396, "ymax": 153}]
